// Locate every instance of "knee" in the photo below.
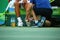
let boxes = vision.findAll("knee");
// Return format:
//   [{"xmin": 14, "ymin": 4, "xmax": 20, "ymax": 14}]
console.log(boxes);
[
  {"xmin": 14, "ymin": 1, "xmax": 20, "ymax": 6},
  {"xmin": 26, "ymin": 7, "xmax": 31, "ymax": 12}
]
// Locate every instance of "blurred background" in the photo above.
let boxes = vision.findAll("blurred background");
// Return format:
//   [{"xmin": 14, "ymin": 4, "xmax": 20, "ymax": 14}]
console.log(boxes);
[{"xmin": 0, "ymin": 0, "xmax": 60, "ymax": 27}]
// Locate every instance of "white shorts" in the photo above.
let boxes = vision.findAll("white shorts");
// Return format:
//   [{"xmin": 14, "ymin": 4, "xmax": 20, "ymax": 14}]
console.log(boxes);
[
  {"xmin": 27, "ymin": 0, "xmax": 30, "ymax": 3},
  {"xmin": 19, "ymin": 0, "xmax": 30, "ymax": 3},
  {"xmin": 7, "ymin": 0, "xmax": 31, "ymax": 9}
]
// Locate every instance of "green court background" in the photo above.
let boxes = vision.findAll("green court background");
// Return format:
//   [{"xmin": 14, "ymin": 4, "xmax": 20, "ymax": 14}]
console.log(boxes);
[
  {"xmin": 0, "ymin": 0, "xmax": 8, "ymax": 13},
  {"xmin": 0, "ymin": 0, "xmax": 8, "ymax": 25}
]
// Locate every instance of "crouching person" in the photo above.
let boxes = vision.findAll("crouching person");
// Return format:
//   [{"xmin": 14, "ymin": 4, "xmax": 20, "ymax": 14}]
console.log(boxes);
[{"xmin": 30, "ymin": 0, "xmax": 53, "ymax": 27}]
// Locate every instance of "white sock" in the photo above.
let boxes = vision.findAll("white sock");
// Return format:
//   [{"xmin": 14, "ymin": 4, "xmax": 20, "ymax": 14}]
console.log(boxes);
[
  {"xmin": 34, "ymin": 20, "xmax": 38, "ymax": 24},
  {"xmin": 17, "ymin": 17, "xmax": 22, "ymax": 22}
]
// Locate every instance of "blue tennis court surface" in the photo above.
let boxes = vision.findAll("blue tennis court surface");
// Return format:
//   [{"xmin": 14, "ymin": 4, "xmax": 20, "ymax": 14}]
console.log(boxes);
[{"xmin": 0, "ymin": 27, "xmax": 60, "ymax": 40}]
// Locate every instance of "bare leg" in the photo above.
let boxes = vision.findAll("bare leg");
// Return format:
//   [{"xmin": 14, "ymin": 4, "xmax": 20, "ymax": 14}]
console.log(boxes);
[
  {"xmin": 14, "ymin": 0, "xmax": 23, "ymax": 26},
  {"xmin": 31, "ymin": 10, "xmax": 37, "ymax": 20},
  {"xmin": 25, "ymin": 3, "xmax": 31, "ymax": 21},
  {"xmin": 14, "ymin": 0, "xmax": 20, "ymax": 17}
]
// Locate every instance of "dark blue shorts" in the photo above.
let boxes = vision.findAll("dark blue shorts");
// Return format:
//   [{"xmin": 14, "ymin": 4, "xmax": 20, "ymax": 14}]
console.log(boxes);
[{"xmin": 33, "ymin": 8, "xmax": 53, "ymax": 21}]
